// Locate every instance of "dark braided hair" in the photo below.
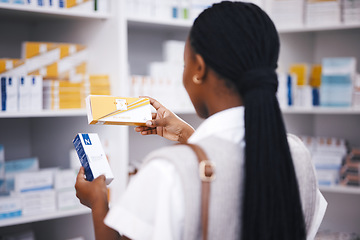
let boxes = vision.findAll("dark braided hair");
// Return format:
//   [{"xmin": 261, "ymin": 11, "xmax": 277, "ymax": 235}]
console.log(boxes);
[{"xmin": 189, "ymin": 2, "xmax": 306, "ymax": 239}]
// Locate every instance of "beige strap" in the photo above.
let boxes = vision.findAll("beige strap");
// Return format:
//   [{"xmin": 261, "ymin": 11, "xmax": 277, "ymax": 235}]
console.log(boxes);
[{"xmin": 183, "ymin": 143, "xmax": 215, "ymax": 240}]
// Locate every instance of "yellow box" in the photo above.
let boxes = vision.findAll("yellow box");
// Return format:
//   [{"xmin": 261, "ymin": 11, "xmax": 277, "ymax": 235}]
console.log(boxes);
[{"xmin": 86, "ymin": 95, "xmax": 152, "ymax": 126}]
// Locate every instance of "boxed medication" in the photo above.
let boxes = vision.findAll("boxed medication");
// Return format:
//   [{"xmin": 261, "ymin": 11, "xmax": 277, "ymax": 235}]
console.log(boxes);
[
  {"xmin": 20, "ymin": 189, "xmax": 56, "ymax": 215},
  {"xmin": 73, "ymin": 133, "xmax": 113, "ymax": 185},
  {"xmin": 5, "ymin": 157, "xmax": 39, "ymax": 192},
  {"xmin": 86, "ymin": 95, "xmax": 152, "ymax": 126},
  {"xmin": 18, "ymin": 76, "xmax": 31, "ymax": 112},
  {"xmin": 1, "ymin": 76, "xmax": 18, "ymax": 112},
  {"xmin": 0, "ymin": 144, "xmax": 5, "ymax": 193},
  {"xmin": 57, "ymin": 189, "xmax": 81, "ymax": 210},
  {"xmin": 14, "ymin": 169, "xmax": 54, "ymax": 193},
  {"xmin": 0, "ymin": 195, "xmax": 22, "ymax": 219},
  {"xmin": 320, "ymin": 57, "xmax": 356, "ymax": 107}
]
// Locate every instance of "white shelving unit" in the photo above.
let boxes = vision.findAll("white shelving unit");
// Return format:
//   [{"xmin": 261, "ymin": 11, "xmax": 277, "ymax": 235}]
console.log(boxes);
[
  {"xmin": 0, "ymin": 1, "xmax": 128, "ymax": 239},
  {"xmin": 0, "ymin": 207, "xmax": 90, "ymax": 228}
]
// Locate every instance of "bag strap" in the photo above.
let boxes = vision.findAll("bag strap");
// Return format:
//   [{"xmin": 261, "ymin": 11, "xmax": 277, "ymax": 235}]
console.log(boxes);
[{"xmin": 182, "ymin": 143, "xmax": 216, "ymax": 240}]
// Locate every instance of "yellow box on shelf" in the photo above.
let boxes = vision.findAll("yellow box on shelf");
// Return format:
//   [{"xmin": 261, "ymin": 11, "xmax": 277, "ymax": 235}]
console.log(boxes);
[
  {"xmin": 19, "ymin": 42, "xmax": 87, "ymax": 77},
  {"xmin": 0, "ymin": 59, "xmax": 22, "ymax": 74},
  {"xmin": 86, "ymin": 95, "xmax": 152, "ymax": 126},
  {"xmin": 290, "ymin": 64, "xmax": 308, "ymax": 86}
]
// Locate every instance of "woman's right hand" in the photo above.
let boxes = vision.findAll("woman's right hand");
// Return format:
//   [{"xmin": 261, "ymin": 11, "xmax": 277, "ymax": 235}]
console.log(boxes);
[{"xmin": 134, "ymin": 97, "xmax": 195, "ymax": 143}]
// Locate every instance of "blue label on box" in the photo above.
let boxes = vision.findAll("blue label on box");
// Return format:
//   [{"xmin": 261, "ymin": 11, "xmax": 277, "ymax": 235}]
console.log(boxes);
[
  {"xmin": 82, "ymin": 134, "xmax": 92, "ymax": 145},
  {"xmin": 0, "ymin": 210, "xmax": 21, "ymax": 219}
]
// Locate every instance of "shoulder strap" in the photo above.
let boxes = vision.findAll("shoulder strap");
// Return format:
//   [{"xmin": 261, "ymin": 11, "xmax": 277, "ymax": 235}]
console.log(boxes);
[{"xmin": 182, "ymin": 143, "xmax": 216, "ymax": 240}]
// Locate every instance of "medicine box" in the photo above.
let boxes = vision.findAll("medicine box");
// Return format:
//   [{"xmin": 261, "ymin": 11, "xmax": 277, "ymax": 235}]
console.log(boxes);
[
  {"xmin": 86, "ymin": 95, "xmax": 152, "ymax": 126},
  {"xmin": 14, "ymin": 169, "xmax": 54, "ymax": 193},
  {"xmin": 0, "ymin": 195, "xmax": 22, "ymax": 219},
  {"xmin": 5, "ymin": 157, "xmax": 39, "ymax": 192},
  {"xmin": 73, "ymin": 133, "xmax": 113, "ymax": 185}
]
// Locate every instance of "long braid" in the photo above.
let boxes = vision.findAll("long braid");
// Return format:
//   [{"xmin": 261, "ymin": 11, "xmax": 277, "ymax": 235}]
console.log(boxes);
[{"xmin": 190, "ymin": 2, "xmax": 306, "ymax": 239}]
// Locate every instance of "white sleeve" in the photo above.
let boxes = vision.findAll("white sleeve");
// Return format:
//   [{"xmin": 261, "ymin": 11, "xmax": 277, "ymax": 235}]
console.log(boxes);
[{"xmin": 104, "ymin": 159, "xmax": 184, "ymax": 240}]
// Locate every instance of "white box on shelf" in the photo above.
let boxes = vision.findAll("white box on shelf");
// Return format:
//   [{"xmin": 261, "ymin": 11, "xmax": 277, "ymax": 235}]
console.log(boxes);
[
  {"xmin": 0, "ymin": 76, "xmax": 18, "ymax": 112},
  {"xmin": 320, "ymin": 57, "xmax": 356, "ymax": 107},
  {"xmin": 20, "ymin": 189, "xmax": 56, "ymax": 216},
  {"xmin": 4, "ymin": 157, "xmax": 39, "ymax": 192},
  {"xmin": 54, "ymin": 169, "xmax": 77, "ymax": 190},
  {"xmin": 18, "ymin": 76, "xmax": 31, "ymax": 112},
  {"xmin": 57, "ymin": 189, "xmax": 81, "ymax": 210},
  {"xmin": 30, "ymin": 75, "xmax": 43, "ymax": 111},
  {"xmin": 15, "ymin": 169, "xmax": 55, "ymax": 193},
  {"xmin": 0, "ymin": 195, "xmax": 22, "ymax": 220}
]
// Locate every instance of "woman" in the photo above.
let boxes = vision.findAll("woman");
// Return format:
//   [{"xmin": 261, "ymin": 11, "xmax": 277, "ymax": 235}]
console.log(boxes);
[{"xmin": 75, "ymin": 2, "xmax": 326, "ymax": 239}]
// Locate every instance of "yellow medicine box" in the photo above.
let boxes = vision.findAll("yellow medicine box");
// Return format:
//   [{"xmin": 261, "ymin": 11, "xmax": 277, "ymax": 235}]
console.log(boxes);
[{"xmin": 86, "ymin": 95, "xmax": 152, "ymax": 126}]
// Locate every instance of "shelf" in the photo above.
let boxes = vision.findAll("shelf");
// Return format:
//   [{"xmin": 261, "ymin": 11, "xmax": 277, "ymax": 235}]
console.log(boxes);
[
  {"xmin": 320, "ymin": 185, "xmax": 360, "ymax": 195},
  {"xmin": 0, "ymin": 206, "xmax": 90, "ymax": 227},
  {"xmin": 0, "ymin": 109, "xmax": 87, "ymax": 118},
  {"xmin": 127, "ymin": 16, "xmax": 360, "ymax": 33},
  {"xmin": 127, "ymin": 16, "xmax": 192, "ymax": 30},
  {"xmin": 0, "ymin": 3, "xmax": 110, "ymax": 21},
  {"xmin": 281, "ymin": 107, "xmax": 360, "ymax": 115},
  {"xmin": 278, "ymin": 22, "xmax": 360, "ymax": 33}
]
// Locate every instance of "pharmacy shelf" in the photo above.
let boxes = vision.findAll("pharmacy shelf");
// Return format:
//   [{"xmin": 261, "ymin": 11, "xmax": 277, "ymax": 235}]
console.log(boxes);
[
  {"xmin": 127, "ymin": 16, "xmax": 192, "ymax": 30},
  {"xmin": 320, "ymin": 185, "xmax": 360, "ymax": 195},
  {"xmin": 0, "ymin": 109, "xmax": 87, "ymax": 118},
  {"xmin": 281, "ymin": 107, "xmax": 360, "ymax": 115},
  {"xmin": 278, "ymin": 22, "xmax": 360, "ymax": 33},
  {"xmin": 127, "ymin": 15, "xmax": 360, "ymax": 33},
  {"xmin": 0, "ymin": 206, "xmax": 90, "ymax": 228},
  {"xmin": 0, "ymin": 3, "xmax": 110, "ymax": 20}
]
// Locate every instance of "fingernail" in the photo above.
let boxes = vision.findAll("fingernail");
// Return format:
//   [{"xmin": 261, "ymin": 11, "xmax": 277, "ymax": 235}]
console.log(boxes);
[{"xmin": 146, "ymin": 121, "xmax": 152, "ymax": 127}]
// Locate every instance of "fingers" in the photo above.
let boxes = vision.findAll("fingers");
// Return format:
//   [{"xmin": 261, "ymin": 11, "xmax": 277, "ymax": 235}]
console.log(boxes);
[
  {"xmin": 147, "ymin": 117, "xmax": 167, "ymax": 128},
  {"xmin": 144, "ymin": 96, "xmax": 164, "ymax": 111},
  {"xmin": 77, "ymin": 167, "xmax": 85, "ymax": 181},
  {"xmin": 134, "ymin": 126, "xmax": 157, "ymax": 135}
]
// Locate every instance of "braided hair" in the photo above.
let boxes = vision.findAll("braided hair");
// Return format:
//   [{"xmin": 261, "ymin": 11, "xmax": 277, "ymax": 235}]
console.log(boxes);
[{"xmin": 189, "ymin": 2, "xmax": 306, "ymax": 239}]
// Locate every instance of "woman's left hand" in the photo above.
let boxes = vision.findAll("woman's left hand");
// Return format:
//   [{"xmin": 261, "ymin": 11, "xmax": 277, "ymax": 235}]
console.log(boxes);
[{"xmin": 75, "ymin": 167, "xmax": 108, "ymax": 209}]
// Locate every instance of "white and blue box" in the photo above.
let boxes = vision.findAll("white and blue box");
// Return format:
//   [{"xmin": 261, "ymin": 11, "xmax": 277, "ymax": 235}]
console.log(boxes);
[{"xmin": 72, "ymin": 133, "xmax": 113, "ymax": 185}]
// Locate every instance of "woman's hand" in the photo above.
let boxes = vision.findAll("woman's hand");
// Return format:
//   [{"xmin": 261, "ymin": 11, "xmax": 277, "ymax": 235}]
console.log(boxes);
[
  {"xmin": 75, "ymin": 167, "xmax": 108, "ymax": 209},
  {"xmin": 135, "ymin": 97, "xmax": 195, "ymax": 143},
  {"xmin": 75, "ymin": 167, "xmax": 123, "ymax": 240}
]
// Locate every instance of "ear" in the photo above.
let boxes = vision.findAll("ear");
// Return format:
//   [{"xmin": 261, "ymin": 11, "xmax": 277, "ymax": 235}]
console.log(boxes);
[{"xmin": 194, "ymin": 53, "xmax": 207, "ymax": 81}]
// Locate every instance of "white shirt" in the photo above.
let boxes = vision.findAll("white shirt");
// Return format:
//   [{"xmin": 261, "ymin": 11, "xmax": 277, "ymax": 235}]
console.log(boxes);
[{"xmin": 104, "ymin": 106, "xmax": 326, "ymax": 240}]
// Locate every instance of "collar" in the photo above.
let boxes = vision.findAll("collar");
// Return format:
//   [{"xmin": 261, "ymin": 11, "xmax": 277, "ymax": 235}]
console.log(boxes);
[{"xmin": 188, "ymin": 106, "xmax": 245, "ymax": 144}]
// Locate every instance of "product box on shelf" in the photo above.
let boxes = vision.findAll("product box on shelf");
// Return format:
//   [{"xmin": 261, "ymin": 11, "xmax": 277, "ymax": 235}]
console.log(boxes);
[
  {"xmin": 84, "ymin": 74, "xmax": 111, "ymax": 96},
  {"xmin": 289, "ymin": 63, "xmax": 312, "ymax": 108},
  {"xmin": 73, "ymin": 133, "xmax": 114, "ymax": 185},
  {"xmin": 0, "ymin": 195, "xmax": 22, "ymax": 220},
  {"xmin": 268, "ymin": 0, "xmax": 305, "ymax": 28},
  {"xmin": 340, "ymin": 149, "xmax": 360, "ymax": 186},
  {"xmin": 18, "ymin": 76, "xmax": 31, "ymax": 112},
  {"xmin": 86, "ymin": 95, "xmax": 152, "ymax": 126},
  {"xmin": 19, "ymin": 189, "xmax": 56, "ymax": 216},
  {"xmin": 43, "ymin": 80, "xmax": 85, "ymax": 110},
  {"xmin": 14, "ymin": 168, "xmax": 55, "ymax": 193},
  {"xmin": 0, "ymin": 144, "xmax": 4, "ymax": 193},
  {"xmin": 55, "ymin": 169, "xmax": 81, "ymax": 210},
  {"xmin": 299, "ymin": 135, "xmax": 348, "ymax": 186},
  {"xmin": 0, "ymin": 76, "xmax": 19, "ymax": 112},
  {"xmin": 0, "ymin": 59, "xmax": 22, "ymax": 75},
  {"xmin": 306, "ymin": 0, "xmax": 341, "ymax": 26},
  {"xmin": 4, "ymin": 157, "xmax": 39, "ymax": 192},
  {"xmin": 342, "ymin": 0, "xmax": 360, "ymax": 24},
  {"xmin": 320, "ymin": 57, "xmax": 356, "ymax": 107},
  {"xmin": 20, "ymin": 42, "xmax": 87, "ymax": 77}
]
